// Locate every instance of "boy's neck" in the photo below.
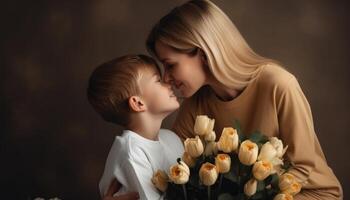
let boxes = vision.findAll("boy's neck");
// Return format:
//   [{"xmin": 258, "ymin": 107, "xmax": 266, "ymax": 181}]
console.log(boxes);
[{"xmin": 127, "ymin": 113, "xmax": 166, "ymax": 141}]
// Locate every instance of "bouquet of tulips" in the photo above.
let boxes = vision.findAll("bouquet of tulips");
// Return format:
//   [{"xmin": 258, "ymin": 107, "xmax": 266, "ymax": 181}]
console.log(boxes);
[{"xmin": 152, "ymin": 115, "xmax": 302, "ymax": 200}]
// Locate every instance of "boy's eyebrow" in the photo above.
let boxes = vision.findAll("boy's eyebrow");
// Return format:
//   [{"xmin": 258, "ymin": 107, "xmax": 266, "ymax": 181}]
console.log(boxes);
[{"xmin": 152, "ymin": 72, "xmax": 160, "ymax": 77}]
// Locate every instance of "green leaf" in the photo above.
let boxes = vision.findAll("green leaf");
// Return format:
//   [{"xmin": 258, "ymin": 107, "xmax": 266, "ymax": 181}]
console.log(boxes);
[
  {"xmin": 223, "ymin": 170, "xmax": 238, "ymax": 183},
  {"xmin": 248, "ymin": 131, "xmax": 268, "ymax": 144},
  {"xmin": 256, "ymin": 180, "xmax": 265, "ymax": 192},
  {"xmin": 251, "ymin": 191, "xmax": 264, "ymax": 200},
  {"xmin": 233, "ymin": 119, "xmax": 245, "ymax": 141},
  {"xmin": 218, "ymin": 193, "xmax": 234, "ymax": 200},
  {"xmin": 270, "ymin": 174, "xmax": 279, "ymax": 189}
]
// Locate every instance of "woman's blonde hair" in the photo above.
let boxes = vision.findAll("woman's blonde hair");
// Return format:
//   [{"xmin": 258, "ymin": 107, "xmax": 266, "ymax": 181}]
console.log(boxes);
[{"xmin": 146, "ymin": 0, "xmax": 278, "ymax": 90}]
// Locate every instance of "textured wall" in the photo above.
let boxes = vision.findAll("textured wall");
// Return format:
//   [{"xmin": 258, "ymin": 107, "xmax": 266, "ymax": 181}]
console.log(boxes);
[{"xmin": 1, "ymin": 0, "xmax": 349, "ymax": 199}]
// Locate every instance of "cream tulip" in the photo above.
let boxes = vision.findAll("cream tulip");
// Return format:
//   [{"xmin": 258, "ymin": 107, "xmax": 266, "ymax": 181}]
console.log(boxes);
[
  {"xmin": 238, "ymin": 140, "xmax": 258, "ymax": 165},
  {"xmin": 252, "ymin": 160, "xmax": 273, "ymax": 181},
  {"xmin": 204, "ymin": 141, "xmax": 218, "ymax": 156},
  {"xmin": 244, "ymin": 178, "xmax": 258, "ymax": 197},
  {"xmin": 151, "ymin": 170, "xmax": 169, "ymax": 192},
  {"xmin": 194, "ymin": 115, "xmax": 215, "ymax": 136},
  {"xmin": 199, "ymin": 162, "xmax": 219, "ymax": 186},
  {"xmin": 215, "ymin": 154, "xmax": 231, "ymax": 173},
  {"xmin": 184, "ymin": 136, "xmax": 204, "ymax": 158},
  {"xmin": 258, "ymin": 142, "xmax": 277, "ymax": 161},
  {"xmin": 205, "ymin": 130, "xmax": 216, "ymax": 142},
  {"xmin": 169, "ymin": 161, "xmax": 190, "ymax": 184},
  {"xmin": 217, "ymin": 127, "xmax": 239, "ymax": 153},
  {"xmin": 182, "ymin": 151, "xmax": 196, "ymax": 168},
  {"xmin": 273, "ymin": 193, "xmax": 293, "ymax": 200},
  {"xmin": 269, "ymin": 137, "xmax": 288, "ymax": 158}
]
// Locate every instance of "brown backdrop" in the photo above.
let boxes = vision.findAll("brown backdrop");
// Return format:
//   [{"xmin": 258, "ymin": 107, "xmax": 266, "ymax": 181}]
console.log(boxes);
[{"xmin": 1, "ymin": 0, "xmax": 349, "ymax": 199}]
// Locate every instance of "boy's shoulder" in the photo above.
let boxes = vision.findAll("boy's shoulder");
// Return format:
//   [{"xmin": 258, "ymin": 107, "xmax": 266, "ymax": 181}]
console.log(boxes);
[{"xmin": 159, "ymin": 129, "xmax": 181, "ymax": 141}]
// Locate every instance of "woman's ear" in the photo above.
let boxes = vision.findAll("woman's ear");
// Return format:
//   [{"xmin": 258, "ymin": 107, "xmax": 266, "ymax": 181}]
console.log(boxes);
[{"xmin": 128, "ymin": 96, "xmax": 146, "ymax": 112}]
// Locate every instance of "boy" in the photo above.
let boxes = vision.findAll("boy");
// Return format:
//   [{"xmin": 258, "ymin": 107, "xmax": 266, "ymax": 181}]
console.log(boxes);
[{"xmin": 87, "ymin": 55, "xmax": 184, "ymax": 199}]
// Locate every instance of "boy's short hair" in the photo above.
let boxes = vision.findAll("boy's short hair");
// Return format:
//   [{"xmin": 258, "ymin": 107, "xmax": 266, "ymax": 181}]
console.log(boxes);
[{"xmin": 87, "ymin": 54, "xmax": 161, "ymax": 126}]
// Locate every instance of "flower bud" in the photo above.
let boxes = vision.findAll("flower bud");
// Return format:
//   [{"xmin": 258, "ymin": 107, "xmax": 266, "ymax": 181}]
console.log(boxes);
[
  {"xmin": 279, "ymin": 173, "xmax": 302, "ymax": 196},
  {"xmin": 194, "ymin": 115, "xmax": 215, "ymax": 136},
  {"xmin": 258, "ymin": 142, "xmax": 277, "ymax": 161},
  {"xmin": 270, "ymin": 137, "xmax": 289, "ymax": 158},
  {"xmin": 205, "ymin": 130, "xmax": 216, "ymax": 142},
  {"xmin": 151, "ymin": 170, "xmax": 169, "ymax": 192},
  {"xmin": 278, "ymin": 173, "xmax": 295, "ymax": 191},
  {"xmin": 204, "ymin": 141, "xmax": 218, "ymax": 156},
  {"xmin": 199, "ymin": 162, "xmax": 218, "ymax": 186},
  {"xmin": 169, "ymin": 161, "xmax": 190, "ymax": 184},
  {"xmin": 182, "ymin": 151, "xmax": 196, "ymax": 168},
  {"xmin": 273, "ymin": 193, "xmax": 293, "ymax": 200},
  {"xmin": 252, "ymin": 160, "xmax": 273, "ymax": 181},
  {"xmin": 244, "ymin": 178, "xmax": 258, "ymax": 197},
  {"xmin": 215, "ymin": 154, "xmax": 231, "ymax": 173},
  {"xmin": 184, "ymin": 136, "xmax": 204, "ymax": 158},
  {"xmin": 238, "ymin": 140, "xmax": 258, "ymax": 165},
  {"xmin": 217, "ymin": 127, "xmax": 239, "ymax": 153}
]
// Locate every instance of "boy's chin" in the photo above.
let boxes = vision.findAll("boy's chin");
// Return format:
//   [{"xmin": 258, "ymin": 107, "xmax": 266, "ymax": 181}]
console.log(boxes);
[{"xmin": 162, "ymin": 105, "xmax": 179, "ymax": 116}]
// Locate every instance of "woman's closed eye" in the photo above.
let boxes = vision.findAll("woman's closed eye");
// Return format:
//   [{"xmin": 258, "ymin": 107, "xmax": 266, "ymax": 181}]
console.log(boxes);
[{"xmin": 165, "ymin": 63, "xmax": 176, "ymax": 69}]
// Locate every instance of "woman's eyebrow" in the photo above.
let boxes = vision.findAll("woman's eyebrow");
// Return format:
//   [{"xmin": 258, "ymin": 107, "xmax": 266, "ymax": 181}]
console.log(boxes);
[{"xmin": 160, "ymin": 58, "xmax": 170, "ymax": 63}]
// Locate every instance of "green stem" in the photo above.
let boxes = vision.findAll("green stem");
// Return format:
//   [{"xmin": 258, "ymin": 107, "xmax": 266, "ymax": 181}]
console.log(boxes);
[
  {"xmin": 182, "ymin": 184, "xmax": 187, "ymax": 200},
  {"xmin": 207, "ymin": 185, "xmax": 211, "ymax": 200},
  {"xmin": 218, "ymin": 174, "xmax": 223, "ymax": 193}
]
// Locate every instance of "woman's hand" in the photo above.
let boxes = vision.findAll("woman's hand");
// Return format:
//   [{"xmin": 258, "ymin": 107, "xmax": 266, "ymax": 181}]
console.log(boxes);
[{"xmin": 102, "ymin": 178, "xmax": 139, "ymax": 200}]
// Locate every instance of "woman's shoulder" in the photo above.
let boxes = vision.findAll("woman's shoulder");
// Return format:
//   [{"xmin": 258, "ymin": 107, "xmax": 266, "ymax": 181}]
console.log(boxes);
[{"xmin": 257, "ymin": 63, "xmax": 297, "ymax": 92}]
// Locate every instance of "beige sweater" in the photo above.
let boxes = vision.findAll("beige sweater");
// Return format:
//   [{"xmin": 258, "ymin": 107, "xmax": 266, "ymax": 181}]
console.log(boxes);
[{"xmin": 172, "ymin": 64, "xmax": 342, "ymax": 199}]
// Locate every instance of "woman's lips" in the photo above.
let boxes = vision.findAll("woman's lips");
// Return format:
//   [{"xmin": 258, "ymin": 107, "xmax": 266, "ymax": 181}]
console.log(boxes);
[{"xmin": 174, "ymin": 82, "xmax": 183, "ymax": 89}]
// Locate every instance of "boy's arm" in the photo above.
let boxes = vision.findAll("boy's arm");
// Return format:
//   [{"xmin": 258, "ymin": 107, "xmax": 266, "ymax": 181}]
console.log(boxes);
[{"xmin": 102, "ymin": 179, "xmax": 139, "ymax": 200}]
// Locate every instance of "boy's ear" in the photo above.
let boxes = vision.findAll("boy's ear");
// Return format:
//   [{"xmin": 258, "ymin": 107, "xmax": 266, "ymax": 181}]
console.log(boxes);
[{"xmin": 128, "ymin": 96, "xmax": 146, "ymax": 112}]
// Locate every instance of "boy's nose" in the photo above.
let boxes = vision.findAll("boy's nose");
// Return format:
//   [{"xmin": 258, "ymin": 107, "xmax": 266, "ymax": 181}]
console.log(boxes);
[{"xmin": 163, "ymin": 70, "xmax": 174, "ymax": 84}]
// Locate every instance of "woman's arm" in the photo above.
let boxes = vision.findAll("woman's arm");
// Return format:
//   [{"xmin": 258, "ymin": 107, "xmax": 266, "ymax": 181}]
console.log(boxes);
[{"xmin": 277, "ymin": 77, "xmax": 342, "ymax": 199}]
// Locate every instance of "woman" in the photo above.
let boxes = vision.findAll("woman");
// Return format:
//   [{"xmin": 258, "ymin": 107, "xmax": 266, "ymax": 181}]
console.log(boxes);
[{"xmin": 105, "ymin": 0, "xmax": 342, "ymax": 199}]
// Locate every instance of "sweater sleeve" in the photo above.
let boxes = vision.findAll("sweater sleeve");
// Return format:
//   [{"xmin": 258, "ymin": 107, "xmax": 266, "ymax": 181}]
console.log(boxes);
[
  {"xmin": 276, "ymin": 76, "xmax": 342, "ymax": 199},
  {"xmin": 118, "ymin": 150, "xmax": 163, "ymax": 200}
]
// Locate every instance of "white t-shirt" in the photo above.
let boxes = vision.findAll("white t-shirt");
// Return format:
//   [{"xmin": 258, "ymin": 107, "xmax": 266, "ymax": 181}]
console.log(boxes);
[{"xmin": 99, "ymin": 129, "xmax": 184, "ymax": 200}]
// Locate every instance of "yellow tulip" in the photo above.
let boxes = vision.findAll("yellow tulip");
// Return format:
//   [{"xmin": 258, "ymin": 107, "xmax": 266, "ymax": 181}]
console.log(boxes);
[
  {"xmin": 244, "ymin": 178, "xmax": 258, "ymax": 197},
  {"xmin": 282, "ymin": 181, "xmax": 301, "ymax": 196},
  {"xmin": 238, "ymin": 140, "xmax": 258, "ymax": 165},
  {"xmin": 182, "ymin": 151, "xmax": 196, "ymax": 168},
  {"xmin": 279, "ymin": 173, "xmax": 296, "ymax": 191},
  {"xmin": 194, "ymin": 115, "xmax": 215, "ymax": 136},
  {"xmin": 215, "ymin": 154, "xmax": 231, "ymax": 173},
  {"xmin": 151, "ymin": 170, "xmax": 169, "ymax": 192},
  {"xmin": 217, "ymin": 127, "xmax": 239, "ymax": 153},
  {"xmin": 169, "ymin": 161, "xmax": 190, "ymax": 184},
  {"xmin": 199, "ymin": 162, "xmax": 218, "ymax": 186},
  {"xmin": 184, "ymin": 136, "xmax": 204, "ymax": 158},
  {"xmin": 252, "ymin": 160, "xmax": 273, "ymax": 181},
  {"xmin": 273, "ymin": 193, "xmax": 293, "ymax": 200}
]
